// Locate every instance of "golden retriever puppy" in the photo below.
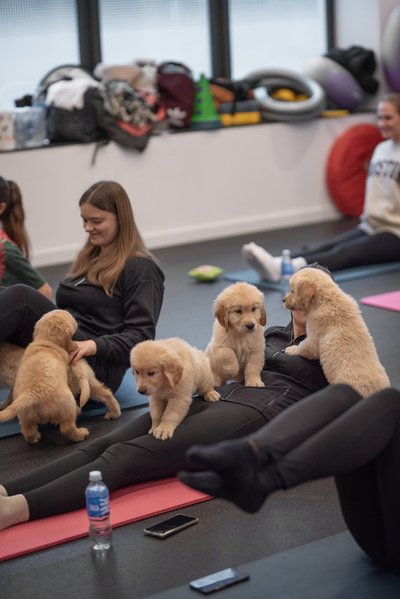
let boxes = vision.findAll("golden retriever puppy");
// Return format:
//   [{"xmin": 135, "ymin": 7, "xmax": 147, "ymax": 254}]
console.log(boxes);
[
  {"xmin": 205, "ymin": 282, "xmax": 267, "ymax": 387},
  {"xmin": 283, "ymin": 268, "xmax": 390, "ymax": 396},
  {"xmin": 0, "ymin": 342, "xmax": 121, "ymax": 422},
  {"xmin": 68, "ymin": 360, "xmax": 121, "ymax": 420},
  {"xmin": 0, "ymin": 310, "xmax": 90, "ymax": 443},
  {"xmin": 130, "ymin": 337, "xmax": 220, "ymax": 441},
  {"xmin": 0, "ymin": 342, "xmax": 24, "ymax": 408}
]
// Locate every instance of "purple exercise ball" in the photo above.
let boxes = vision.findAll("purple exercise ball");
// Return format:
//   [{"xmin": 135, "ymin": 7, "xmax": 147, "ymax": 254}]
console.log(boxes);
[
  {"xmin": 304, "ymin": 56, "xmax": 365, "ymax": 110},
  {"xmin": 382, "ymin": 5, "xmax": 400, "ymax": 92}
]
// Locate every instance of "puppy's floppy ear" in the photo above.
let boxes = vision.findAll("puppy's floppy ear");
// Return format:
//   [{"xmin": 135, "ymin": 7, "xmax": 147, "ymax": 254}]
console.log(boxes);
[
  {"xmin": 214, "ymin": 299, "xmax": 230, "ymax": 330},
  {"xmin": 296, "ymin": 279, "xmax": 316, "ymax": 311},
  {"xmin": 161, "ymin": 358, "xmax": 183, "ymax": 389},
  {"xmin": 259, "ymin": 303, "xmax": 267, "ymax": 326}
]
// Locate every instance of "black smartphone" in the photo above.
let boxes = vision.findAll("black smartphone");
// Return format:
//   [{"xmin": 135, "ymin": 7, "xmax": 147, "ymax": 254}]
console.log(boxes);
[
  {"xmin": 143, "ymin": 514, "xmax": 199, "ymax": 538},
  {"xmin": 189, "ymin": 567, "xmax": 250, "ymax": 594}
]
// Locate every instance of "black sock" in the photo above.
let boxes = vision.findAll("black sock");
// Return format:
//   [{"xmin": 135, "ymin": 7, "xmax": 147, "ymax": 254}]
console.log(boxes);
[{"xmin": 178, "ymin": 438, "xmax": 283, "ymax": 513}]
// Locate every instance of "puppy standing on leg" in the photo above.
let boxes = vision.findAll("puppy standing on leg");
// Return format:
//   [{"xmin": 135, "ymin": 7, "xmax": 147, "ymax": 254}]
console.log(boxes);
[
  {"xmin": 283, "ymin": 268, "xmax": 390, "ymax": 396},
  {"xmin": 206, "ymin": 282, "xmax": 267, "ymax": 387},
  {"xmin": 131, "ymin": 337, "xmax": 220, "ymax": 441}
]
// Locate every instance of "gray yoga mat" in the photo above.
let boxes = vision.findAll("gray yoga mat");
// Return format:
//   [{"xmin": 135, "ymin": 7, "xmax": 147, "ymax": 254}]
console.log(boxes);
[{"xmin": 147, "ymin": 531, "xmax": 400, "ymax": 598}]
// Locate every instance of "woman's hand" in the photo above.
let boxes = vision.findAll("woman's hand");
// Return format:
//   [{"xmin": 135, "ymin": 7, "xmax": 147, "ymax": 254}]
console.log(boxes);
[{"xmin": 69, "ymin": 340, "xmax": 97, "ymax": 364}]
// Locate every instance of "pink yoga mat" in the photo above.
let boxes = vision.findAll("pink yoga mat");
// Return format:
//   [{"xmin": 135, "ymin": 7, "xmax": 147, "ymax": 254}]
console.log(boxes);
[
  {"xmin": 0, "ymin": 477, "xmax": 210, "ymax": 562},
  {"xmin": 360, "ymin": 290, "xmax": 400, "ymax": 312}
]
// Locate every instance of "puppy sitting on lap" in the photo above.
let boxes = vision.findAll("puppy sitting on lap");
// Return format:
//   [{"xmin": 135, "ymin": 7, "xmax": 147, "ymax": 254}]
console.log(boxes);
[
  {"xmin": 206, "ymin": 282, "xmax": 267, "ymax": 387},
  {"xmin": 131, "ymin": 337, "xmax": 220, "ymax": 441}
]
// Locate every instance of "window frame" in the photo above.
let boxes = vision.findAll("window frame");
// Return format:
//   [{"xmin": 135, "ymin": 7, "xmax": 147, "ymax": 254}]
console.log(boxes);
[{"xmin": 76, "ymin": 0, "xmax": 334, "ymax": 78}]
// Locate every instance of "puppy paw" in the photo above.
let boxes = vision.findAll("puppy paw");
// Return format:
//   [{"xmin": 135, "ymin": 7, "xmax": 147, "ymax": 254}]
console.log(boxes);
[
  {"xmin": 104, "ymin": 404, "xmax": 122, "ymax": 420},
  {"xmin": 204, "ymin": 389, "xmax": 221, "ymax": 402},
  {"xmin": 25, "ymin": 432, "xmax": 42, "ymax": 444},
  {"xmin": 152, "ymin": 424, "xmax": 175, "ymax": 441},
  {"xmin": 74, "ymin": 427, "xmax": 90, "ymax": 441},
  {"xmin": 285, "ymin": 345, "xmax": 298, "ymax": 355},
  {"xmin": 245, "ymin": 378, "xmax": 265, "ymax": 388}
]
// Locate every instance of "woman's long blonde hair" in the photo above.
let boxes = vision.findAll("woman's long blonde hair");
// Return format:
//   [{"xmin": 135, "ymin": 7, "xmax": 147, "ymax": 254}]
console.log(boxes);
[{"xmin": 70, "ymin": 180, "xmax": 153, "ymax": 295}]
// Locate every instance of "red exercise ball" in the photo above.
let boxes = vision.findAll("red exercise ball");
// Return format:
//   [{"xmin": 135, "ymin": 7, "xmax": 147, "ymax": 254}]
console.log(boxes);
[{"xmin": 326, "ymin": 124, "xmax": 383, "ymax": 217}]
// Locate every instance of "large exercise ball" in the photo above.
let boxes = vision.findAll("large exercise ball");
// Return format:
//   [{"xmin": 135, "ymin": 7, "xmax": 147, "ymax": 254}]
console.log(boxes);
[
  {"xmin": 382, "ymin": 4, "xmax": 400, "ymax": 91},
  {"xmin": 326, "ymin": 124, "xmax": 383, "ymax": 217},
  {"xmin": 304, "ymin": 56, "xmax": 365, "ymax": 110}
]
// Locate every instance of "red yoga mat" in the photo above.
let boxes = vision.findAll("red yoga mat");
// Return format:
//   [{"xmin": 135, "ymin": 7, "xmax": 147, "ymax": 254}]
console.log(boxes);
[
  {"xmin": 0, "ymin": 477, "xmax": 211, "ymax": 562},
  {"xmin": 360, "ymin": 290, "xmax": 400, "ymax": 312}
]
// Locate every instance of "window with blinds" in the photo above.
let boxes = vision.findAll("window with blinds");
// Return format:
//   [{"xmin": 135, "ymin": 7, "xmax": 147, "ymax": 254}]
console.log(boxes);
[
  {"xmin": 230, "ymin": 0, "xmax": 328, "ymax": 77},
  {"xmin": 0, "ymin": 0, "xmax": 79, "ymax": 110},
  {"xmin": 99, "ymin": 0, "xmax": 211, "ymax": 78}
]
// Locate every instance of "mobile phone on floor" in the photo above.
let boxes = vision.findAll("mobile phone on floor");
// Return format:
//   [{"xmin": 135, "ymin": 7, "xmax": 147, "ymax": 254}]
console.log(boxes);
[
  {"xmin": 189, "ymin": 567, "xmax": 250, "ymax": 594},
  {"xmin": 143, "ymin": 514, "xmax": 199, "ymax": 538}
]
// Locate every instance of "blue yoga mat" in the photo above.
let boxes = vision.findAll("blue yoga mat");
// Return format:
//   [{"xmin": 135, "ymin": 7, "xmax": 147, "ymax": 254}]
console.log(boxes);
[
  {"xmin": 0, "ymin": 368, "xmax": 147, "ymax": 439},
  {"xmin": 223, "ymin": 261, "xmax": 400, "ymax": 291}
]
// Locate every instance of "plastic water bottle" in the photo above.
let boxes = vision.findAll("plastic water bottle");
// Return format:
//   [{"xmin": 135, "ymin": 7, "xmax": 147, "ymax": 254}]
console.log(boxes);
[
  {"xmin": 85, "ymin": 470, "xmax": 112, "ymax": 551},
  {"xmin": 280, "ymin": 249, "xmax": 294, "ymax": 295}
]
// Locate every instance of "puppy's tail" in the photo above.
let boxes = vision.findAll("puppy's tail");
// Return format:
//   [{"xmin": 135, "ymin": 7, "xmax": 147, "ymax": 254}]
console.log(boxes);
[
  {"xmin": 0, "ymin": 396, "xmax": 24, "ymax": 421},
  {"xmin": 78, "ymin": 378, "xmax": 91, "ymax": 408}
]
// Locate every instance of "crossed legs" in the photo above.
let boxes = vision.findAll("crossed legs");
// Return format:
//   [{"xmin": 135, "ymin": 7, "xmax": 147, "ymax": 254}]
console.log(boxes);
[{"xmin": 180, "ymin": 385, "xmax": 400, "ymax": 572}]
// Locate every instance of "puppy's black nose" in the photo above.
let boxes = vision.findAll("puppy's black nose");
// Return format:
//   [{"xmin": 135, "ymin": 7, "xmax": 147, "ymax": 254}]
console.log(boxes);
[
  {"xmin": 138, "ymin": 388, "xmax": 147, "ymax": 395},
  {"xmin": 245, "ymin": 323, "xmax": 255, "ymax": 331}
]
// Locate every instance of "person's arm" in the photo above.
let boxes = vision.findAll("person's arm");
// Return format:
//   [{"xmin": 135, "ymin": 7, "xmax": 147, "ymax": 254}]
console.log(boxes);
[
  {"xmin": 3, "ymin": 241, "xmax": 53, "ymax": 297},
  {"xmin": 37, "ymin": 282, "xmax": 53, "ymax": 299}
]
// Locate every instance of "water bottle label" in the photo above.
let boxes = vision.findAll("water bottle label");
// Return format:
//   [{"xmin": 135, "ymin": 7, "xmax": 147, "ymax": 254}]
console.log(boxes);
[
  {"xmin": 86, "ymin": 496, "xmax": 110, "ymax": 518},
  {"xmin": 281, "ymin": 262, "xmax": 293, "ymax": 277}
]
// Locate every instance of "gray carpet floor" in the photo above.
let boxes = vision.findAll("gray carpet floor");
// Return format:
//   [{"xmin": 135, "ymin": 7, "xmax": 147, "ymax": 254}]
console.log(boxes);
[{"xmin": 1, "ymin": 219, "xmax": 399, "ymax": 598}]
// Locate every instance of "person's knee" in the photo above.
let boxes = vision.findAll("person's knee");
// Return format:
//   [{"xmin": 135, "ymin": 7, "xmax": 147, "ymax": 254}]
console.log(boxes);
[
  {"xmin": 3, "ymin": 284, "xmax": 34, "ymax": 303},
  {"xmin": 330, "ymin": 383, "xmax": 363, "ymax": 399}
]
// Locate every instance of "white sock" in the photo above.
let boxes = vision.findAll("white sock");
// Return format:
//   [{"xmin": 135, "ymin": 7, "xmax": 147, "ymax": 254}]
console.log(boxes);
[
  {"xmin": 292, "ymin": 257, "xmax": 307, "ymax": 272},
  {"xmin": 241, "ymin": 243, "xmax": 282, "ymax": 281},
  {"xmin": 242, "ymin": 244, "xmax": 307, "ymax": 281}
]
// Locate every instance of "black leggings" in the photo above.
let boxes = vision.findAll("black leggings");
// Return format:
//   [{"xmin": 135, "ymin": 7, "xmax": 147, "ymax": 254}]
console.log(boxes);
[
  {"xmin": 0, "ymin": 284, "xmax": 55, "ymax": 347},
  {"xmin": 4, "ymin": 398, "xmax": 267, "ymax": 519},
  {"xmin": 248, "ymin": 385, "xmax": 400, "ymax": 573},
  {"xmin": 295, "ymin": 228, "xmax": 400, "ymax": 271}
]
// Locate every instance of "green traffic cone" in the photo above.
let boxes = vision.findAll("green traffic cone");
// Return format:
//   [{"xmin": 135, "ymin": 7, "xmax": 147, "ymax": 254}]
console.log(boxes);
[{"xmin": 191, "ymin": 73, "xmax": 221, "ymax": 129}]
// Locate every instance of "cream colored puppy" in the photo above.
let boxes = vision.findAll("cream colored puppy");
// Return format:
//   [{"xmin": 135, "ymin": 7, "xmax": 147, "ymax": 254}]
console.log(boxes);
[
  {"xmin": 68, "ymin": 360, "xmax": 121, "ymax": 420},
  {"xmin": 130, "ymin": 337, "xmax": 220, "ymax": 441},
  {"xmin": 0, "ymin": 342, "xmax": 24, "ymax": 408},
  {"xmin": 206, "ymin": 282, "xmax": 267, "ymax": 387},
  {"xmin": 0, "ymin": 310, "xmax": 90, "ymax": 443},
  {"xmin": 0, "ymin": 343, "xmax": 121, "ymax": 422},
  {"xmin": 283, "ymin": 268, "xmax": 390, "ymax": 396}
]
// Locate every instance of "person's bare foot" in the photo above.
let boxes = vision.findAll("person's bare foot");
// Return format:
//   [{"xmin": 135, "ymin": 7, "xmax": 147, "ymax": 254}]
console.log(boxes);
[{"xmin": 0, "ymin": 494, "xmax": 29, "ymax": 530}]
